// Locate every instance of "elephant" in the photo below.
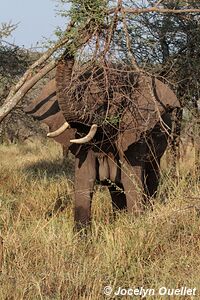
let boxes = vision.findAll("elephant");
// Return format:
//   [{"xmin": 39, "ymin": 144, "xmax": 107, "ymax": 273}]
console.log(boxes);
[{"xmin": 25, "ymin": 53, "xmax": 180, "ymax": 229}]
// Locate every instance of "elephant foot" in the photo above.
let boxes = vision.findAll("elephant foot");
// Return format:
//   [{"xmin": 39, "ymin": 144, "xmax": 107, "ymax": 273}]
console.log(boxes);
[{"xmin": 74, "ymin": 205, "xmax": 91, "ymax": 230}]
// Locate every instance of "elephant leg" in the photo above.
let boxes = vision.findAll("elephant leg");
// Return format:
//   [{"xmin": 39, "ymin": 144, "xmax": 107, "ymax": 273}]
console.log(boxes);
[
  {"xmin": 74, "ymin": 150, "xmax": 96, "ymax": 229},
  {"xmin": 120, "ymin": 158, "xmax": 144, "ymax": 215},
  {"xmin": 108, "ymin": 184, "xmax": 127, "ymax": 214},
  {"xmin": 144, "ymin": 159, "xmax": 161, "ymax": 199}
]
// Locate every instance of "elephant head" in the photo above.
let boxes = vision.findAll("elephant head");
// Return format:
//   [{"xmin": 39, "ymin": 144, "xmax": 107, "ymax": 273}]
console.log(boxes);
[{"xmin": 24, "ymin": 78, "xmax": 76, "ymax": 149}]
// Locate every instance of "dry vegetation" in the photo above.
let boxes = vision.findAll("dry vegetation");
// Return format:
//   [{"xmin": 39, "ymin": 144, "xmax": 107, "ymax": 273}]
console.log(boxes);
[{"xmin": 0, "ymin": 139, "xmax": 200, "ymax": 299}]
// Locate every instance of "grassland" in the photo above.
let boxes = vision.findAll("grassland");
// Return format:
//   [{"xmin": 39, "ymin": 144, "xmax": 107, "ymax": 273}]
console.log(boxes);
[{"xmin": 0, "ymin": 139, "xmax": 199, "ymax": 299}]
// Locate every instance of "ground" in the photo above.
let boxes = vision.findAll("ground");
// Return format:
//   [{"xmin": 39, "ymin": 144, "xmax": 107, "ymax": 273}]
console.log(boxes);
[{"xmin": 0, "ymin": 139, "xmax": 199, "ymax": 299}]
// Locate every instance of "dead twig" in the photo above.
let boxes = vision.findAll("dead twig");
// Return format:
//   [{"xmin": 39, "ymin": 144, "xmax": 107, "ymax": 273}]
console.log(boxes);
[
  {"xmin": 121, "ymin": 8, "xmax": 140, "ymax": 71},
  {"xmin": 103, "ymin": 0, "xmax": 122, "ymax": 55},
  {"xmin": 154, "ymin": 0, "xmax": 164, "ymax": 7},
  {"xmin": 109, "ymin": 7, "xmax": 200, "ymax": 15}
]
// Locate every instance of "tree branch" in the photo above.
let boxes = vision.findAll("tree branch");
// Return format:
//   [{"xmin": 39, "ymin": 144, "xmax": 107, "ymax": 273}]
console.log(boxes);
[
  {"xmin": 154, "ymin": 0, "xmax": 164, "ymax": 7},
  {"xmin": 121, "ymin": 8, "xmax": 140, "ymax": 71},
  {"xmin": 109, "ymin": 7, "xmax": 200, "ymax": 15}
]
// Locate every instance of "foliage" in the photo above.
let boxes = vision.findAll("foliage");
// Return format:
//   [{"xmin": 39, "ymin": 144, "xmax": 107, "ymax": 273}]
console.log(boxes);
[
  {"xmin": 0, "ymin": 45, "xmax": 34, "ymax": 82},
  {"xmin": 55, "ymin": 0, "xmax": 109, "ymax": 54},
  {"xmin": 0, "ymin": 22, "xmax": 31, "ymax": 91},
  {"xmin": 68, "ymin": 0, "xmax": 108, "ymax": 25},
  {"xmin": 0, "ymin": 22, "xmax": 17, "ymax": 39}
]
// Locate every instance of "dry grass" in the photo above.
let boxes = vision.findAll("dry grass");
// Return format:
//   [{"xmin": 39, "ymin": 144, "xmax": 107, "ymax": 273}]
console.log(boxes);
[{"xmin": 0, "ymin": 139, "xmax": 200, "ymax": 299}]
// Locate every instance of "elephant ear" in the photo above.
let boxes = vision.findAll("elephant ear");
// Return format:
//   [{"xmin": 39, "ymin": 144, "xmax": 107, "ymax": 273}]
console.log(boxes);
[
  {"xmin": 117, "ymin": 75, "xmax": 180, "ymax": 152},
  {"xmin": 24, "ymin": 79, "xmax": 76, "ymax": 147}
]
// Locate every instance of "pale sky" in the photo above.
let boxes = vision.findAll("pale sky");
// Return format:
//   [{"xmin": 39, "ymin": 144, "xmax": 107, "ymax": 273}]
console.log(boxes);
[{"xmin": 0, "ymin": 0, "xmax": 67, "ymax": 49}]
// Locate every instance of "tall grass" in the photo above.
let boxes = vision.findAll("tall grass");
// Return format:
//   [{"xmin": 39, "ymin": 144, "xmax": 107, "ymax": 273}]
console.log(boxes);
[{"xmin": 0, "ymin": 139, "xmax": 199, "ymax": 299}]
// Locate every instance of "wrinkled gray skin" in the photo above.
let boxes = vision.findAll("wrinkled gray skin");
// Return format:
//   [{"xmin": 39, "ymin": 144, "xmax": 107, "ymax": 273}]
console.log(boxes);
[{"xmin": 25, "ymin": 59, "xmax": 180, "ymax": 229}]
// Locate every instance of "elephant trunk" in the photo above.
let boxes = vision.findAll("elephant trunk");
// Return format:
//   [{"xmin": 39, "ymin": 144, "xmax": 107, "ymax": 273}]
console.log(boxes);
[
  {"xmin": 55, "ymin": 53, "xmax": 97, "ymax": 143},
  {"xmin": 56, "ymin": 54, "xmax": 76, "ymax": 122}
]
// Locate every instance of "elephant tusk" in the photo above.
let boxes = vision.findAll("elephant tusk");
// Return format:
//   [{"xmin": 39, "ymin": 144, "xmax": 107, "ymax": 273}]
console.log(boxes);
[
  {"xmin": 47, "ymin": 121, "xmax": 70, "ymax": 137},
  {"xmin": 70, "ymin": 124, "xmax": 97, "ymax": 144}
]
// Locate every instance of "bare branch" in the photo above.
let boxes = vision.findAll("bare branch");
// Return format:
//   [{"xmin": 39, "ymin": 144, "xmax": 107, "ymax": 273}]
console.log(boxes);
[
  {"xmin": 109, "ymin": 6, "xmax": 200, "ymax": 15},
  {"xmin": 103, "ymin": 4, "xmax": 120, "ymax": 55},
  {"xmin": 121, "ymin": 9, "xmax": 140, "ymax": 71}
]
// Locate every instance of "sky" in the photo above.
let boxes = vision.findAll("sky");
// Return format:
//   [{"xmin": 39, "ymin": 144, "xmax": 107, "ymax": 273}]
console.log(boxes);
[{"xmin": 0, "ymin": 0, "xmax": 67, "ymax": 49}]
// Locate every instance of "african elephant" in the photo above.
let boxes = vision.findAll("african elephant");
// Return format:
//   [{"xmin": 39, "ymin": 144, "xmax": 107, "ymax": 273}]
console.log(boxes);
[{"xmin": 25, "ymin": 53, "xmax": 180, "ymax": 229}]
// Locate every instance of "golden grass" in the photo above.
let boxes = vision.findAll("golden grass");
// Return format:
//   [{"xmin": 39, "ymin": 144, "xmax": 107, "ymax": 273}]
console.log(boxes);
[{"xmin": 0, "ymin": 139, "xmax": 199, "ymax": 299}]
